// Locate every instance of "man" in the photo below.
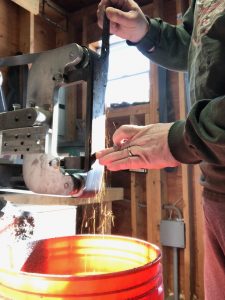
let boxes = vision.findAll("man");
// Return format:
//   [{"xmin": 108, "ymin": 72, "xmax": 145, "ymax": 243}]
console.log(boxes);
[{"xmin": 96, "ymin": 0, "xmax": 225, "ymax": 299}]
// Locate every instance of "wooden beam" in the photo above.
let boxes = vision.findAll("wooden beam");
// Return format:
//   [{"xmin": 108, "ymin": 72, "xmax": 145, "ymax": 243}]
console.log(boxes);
[
  {"xmin": 11, "ymin": 0, "xmax": 39, "ymax": 15},
  {"xmin": 107, "ymin": 104, "xmax": 150, "ymax": 118},
  {"xmin": 1, "ymin": 188, "xmax": 124, "ymax": 206}
]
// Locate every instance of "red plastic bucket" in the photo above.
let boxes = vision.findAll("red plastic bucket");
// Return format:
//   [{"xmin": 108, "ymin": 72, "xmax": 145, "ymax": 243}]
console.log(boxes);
[{"xmin": 0, "ymin": 235, "xmax": 164, "ymax": 299}]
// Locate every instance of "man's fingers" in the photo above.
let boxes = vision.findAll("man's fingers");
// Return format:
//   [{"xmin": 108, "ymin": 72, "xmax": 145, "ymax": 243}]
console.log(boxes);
[
  {"xmin": 97, "ymin": 0, "xmax": 110, "ymax": 28},
  {"xmin": 110, "ymin": 0, "xmax": 125, "ymax": 9},
  {"xmin": 95, "ymin": 147, "xmax": 114, "ymax": 159},
  {"xmin": 97, "ymin": 147, "xmax": 129, "ymax": 164},
  {"xmin": 107, "ymin": 156, "xmax": 141, "ymax": 171},
  {"xmin": 106, "ymin": 7, "xmax": 136, "ymax": 26},
  {"xmin": 113, "ymin": 125, "xmax": 141, "ymax": 146},
  {"xmin": 97, "ymin": 0, "xmax": 126, "ymax": 28},
  {"xmin": 97, "ymin": 146, "xmax": 141, "ymax": 170},
  {"xmin": 96, "ymin": 144, "xmax": 136, "ymax": 161}
]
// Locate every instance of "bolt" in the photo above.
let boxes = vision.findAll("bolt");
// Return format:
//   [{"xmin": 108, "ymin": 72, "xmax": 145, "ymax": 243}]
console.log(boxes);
[
  {"xmin": 49, "ymin": 158, "xmax": 60, "ymax": 169},
  {"xmin": 52, "ymin": 72, "xmax": 63, "ymax": 82},
  {"xmin": 64, "ymin": 182, "xmax": 69, "ymax": 189},
  {"xmin": 69, "ymin": 51, "xmax": 77, "ymax": 60},
  {"xmin": 29, "ymin": 101, "xmax": 36, "ymax": 108},
  {"xmin": 12, "ymin": 103, "xmax": 21, "ymax": 111}
]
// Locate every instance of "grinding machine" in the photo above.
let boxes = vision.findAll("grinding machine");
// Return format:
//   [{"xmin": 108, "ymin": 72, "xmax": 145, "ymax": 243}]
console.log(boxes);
[{"xmin": 0, "ymin": 17, "xmax": 109, "ymax": 198}]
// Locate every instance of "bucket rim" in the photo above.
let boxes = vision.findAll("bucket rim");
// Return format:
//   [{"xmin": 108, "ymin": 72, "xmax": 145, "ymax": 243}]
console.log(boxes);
[{"xmin": 1, "ymin": 234, "xmax": 162, "ymax": 281}]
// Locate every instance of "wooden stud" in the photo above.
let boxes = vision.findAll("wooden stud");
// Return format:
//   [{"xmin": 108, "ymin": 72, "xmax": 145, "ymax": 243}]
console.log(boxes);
[
  {"xmin": 19, "ymin": 10, "xmax": 35, "ymax": 54},
  {"xmin": 176, "ymin": 1, "xmax": 194, "ymax": 299},
  {"xmin": 146, "ymin": 0, "xmax": 171, "ymax": 294},
  {"xmin": 146, "ymin": 3, "xmax": 161, "ymax": 245},
  {"xmin": 130, "ymin": 115, "xmax": 141, "ymax": 237},
  {"xmin": 130, "ymin": 171, "xmax": 138, "ymax": 237},
  {"xmin": 146, "ymin": 62, "xmax": 164, "ymax": 245},
  {"xmin": 193, "ymin": 165, "xmax": 204, "ymax": 299},
  {"xmin": 0, "ymin": 1, "xmax": 20, "ymax": 57}
]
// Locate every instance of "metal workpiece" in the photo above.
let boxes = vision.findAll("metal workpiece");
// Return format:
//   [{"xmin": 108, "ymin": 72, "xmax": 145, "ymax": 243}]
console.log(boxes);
[{"xmin": 0, "ymin": 72, "xmax": 7, "ymax": 113}]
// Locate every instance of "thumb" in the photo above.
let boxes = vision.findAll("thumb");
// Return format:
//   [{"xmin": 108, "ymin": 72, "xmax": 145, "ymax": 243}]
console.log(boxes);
[
  {"xmin": 113, "ymin": 125, "xmax": 142, "ymax": 146},
  {"xmin": 106, "ymin": 7, "xmax": 134, "ymax": 26}
]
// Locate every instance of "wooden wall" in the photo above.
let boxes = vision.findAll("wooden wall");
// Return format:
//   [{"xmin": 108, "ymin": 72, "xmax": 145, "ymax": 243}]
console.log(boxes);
[{"xmin": 0, "ymin": 1, "xmax": 204, "ymax": 299}]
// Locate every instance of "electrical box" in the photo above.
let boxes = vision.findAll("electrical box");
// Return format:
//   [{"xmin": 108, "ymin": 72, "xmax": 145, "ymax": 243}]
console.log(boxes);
[{"xmin": 160, "ymin": 219, "xmax": 185, "ymax": 248}]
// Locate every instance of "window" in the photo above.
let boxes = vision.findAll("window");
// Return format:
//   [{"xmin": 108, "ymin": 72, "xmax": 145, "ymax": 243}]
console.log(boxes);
[{"xmin": 96, "ymin": 35, "xmax": 150, "ymax": 108}]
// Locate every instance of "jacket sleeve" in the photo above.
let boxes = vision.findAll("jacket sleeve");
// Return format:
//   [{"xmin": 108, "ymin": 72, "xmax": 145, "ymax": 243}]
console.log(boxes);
[
  {"xmin": 128, "ymin": 1, "xmax": 195, "ymax": 71},
  {"xmin": 168, "ymin": 96, "xmax": 225, "ymax": 165}
]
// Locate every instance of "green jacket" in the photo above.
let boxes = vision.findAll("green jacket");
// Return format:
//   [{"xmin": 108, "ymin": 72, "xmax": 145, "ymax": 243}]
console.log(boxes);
[{"xmin": 134, "ymin": 0, "xmax": 225, "ymax": 196}]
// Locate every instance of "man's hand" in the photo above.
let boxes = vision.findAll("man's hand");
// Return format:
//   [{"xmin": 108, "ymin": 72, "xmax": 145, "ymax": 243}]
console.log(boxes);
[
  {"xmin": 97, "ymin": 0, "xmax": 149, "ymax": 43},
  {"xmin": 96, "ymin": 123, "xmax": 180, "ymax": 171}
]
